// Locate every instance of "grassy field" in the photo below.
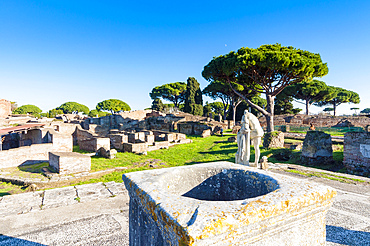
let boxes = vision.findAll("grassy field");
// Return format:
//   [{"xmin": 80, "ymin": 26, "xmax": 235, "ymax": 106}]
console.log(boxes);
[{"xmin": 0, "ymin": 132, "xmax": 348, "ymax": 196}]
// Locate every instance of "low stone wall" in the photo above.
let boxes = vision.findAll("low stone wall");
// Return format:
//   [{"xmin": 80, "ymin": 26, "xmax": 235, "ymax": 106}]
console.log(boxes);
[
  {"xmin": 0, "ymin": 143, "xmax": 53, "ymax": 168},
  {"xmin": 259, "ymin": 114, "xmax": 370, "ymax": 128},
  {"xmin": 344, "ymin": 132, "xmax": 370, "ymax": 176},
  {"xmin": 49, "ymin": 152, "xmax": 91, "ymax": 175},
  {"xmin": 78, "ymin": 137, "xmax": 110, "ymax": 152},
  {"xmin": 0, "ymin": 129, "xmax": 73, "ymax": 168}
]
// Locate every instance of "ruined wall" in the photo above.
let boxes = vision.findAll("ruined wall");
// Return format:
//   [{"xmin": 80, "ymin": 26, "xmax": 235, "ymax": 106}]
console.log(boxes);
[
  {"xmin": 0, "ymin": 99, "xmax": 11, "ymax": 119},
  {"xmin": 119, "ymin": 110, "xmax": 153, "ymax": 121},
  {"xmin": 0, "ymin": 130, "xmax": 73, "ymax": 168},
  {"xmin": 49, "ymin": 152, "xmax": 91, "ymax": 175},
  {"xmin": 343, "ymin": 132, "xmax": 370, "ymax": 176},
  {"xmin": 78, "ymin": 137, "xmax": 110, "ymax": 152},
  {"xmin": 259, "ymin": 114, "xmax": 370, "ymax": 128},
  {"xmin": 0, "ymin": 143, "xmax": 53, "ymax": 168},
  {"xmin": 19, "ymin": 129, "xmax": 42, "ymax": 146}
]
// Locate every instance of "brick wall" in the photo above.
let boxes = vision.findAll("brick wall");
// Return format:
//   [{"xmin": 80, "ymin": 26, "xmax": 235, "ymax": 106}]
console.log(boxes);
[
  {"xmin": 259, "ymin": 114, "xmax": 370, "ymax": 128},
  {"xmin": 343, "ymin": 132, "xmax": 370, "ymax": 176},
  {"xmin": 0, "ymin": 99, "xmax": 11, "ymax": 118}
]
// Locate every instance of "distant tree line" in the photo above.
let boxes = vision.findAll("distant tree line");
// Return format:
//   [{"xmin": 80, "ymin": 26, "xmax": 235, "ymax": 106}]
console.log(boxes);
[{"xmin": 11, "ymin": 99, "xmax": 131, "ymax": 118}]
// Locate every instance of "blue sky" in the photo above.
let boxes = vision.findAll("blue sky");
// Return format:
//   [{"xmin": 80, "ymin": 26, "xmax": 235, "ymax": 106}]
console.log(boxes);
[{"xmin": 0, "ymin": 0, "xmax": 369, "ymax": 115}]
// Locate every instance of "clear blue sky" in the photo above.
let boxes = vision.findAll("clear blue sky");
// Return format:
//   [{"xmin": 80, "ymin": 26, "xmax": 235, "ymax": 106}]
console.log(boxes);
[{"xmin": 1, "ymin": 0, "xmax": 369, "ymax": 115}]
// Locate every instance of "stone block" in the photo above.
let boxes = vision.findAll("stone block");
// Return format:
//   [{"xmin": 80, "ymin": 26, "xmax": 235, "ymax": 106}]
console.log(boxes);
[
  {"xmin": 343, "ymin": 132, "xmax": 370, "ymax": 176},
  {"xmin": 177, "ymin": 123, "xmax": 193, "ymax": 135},
  {"xmin": 42, "ymin": 186, "xmax": 78, "ymax": 209},
  {"xmin": 75, "ymin": 182, "xmax": 112, "ymax": 202},
  {"xmin": 164, "ymin": 133, "xmax": 175, "ymax": 142},
  {"xmin": 201, "ymin": 129, "xmax": 211, "ymax": 138},
  {"xmin": 123, "ymin": 142, "xmax": 148, "ymax": 153},
  {"xmin": 122, "ymin": 162, "xmax": 336, "ymax": 246},
  {"xmin": 145, "ymin": 134, "xmax": 155, "ymax": 145},
  {"xmin": 104, "ymin": 181, "xmax": 128, "ymax": 196},
  {"xmin": 49, "ymin": 152, "xmax": 91, "ymax": 175},
  {"xmin": 263, "ymin": 131, "xmax": 284, "ymax": 149},
  {"xmin": 301, "ymin": 131, "xmax": 333, "ymax": 165},
  {"xmin": 0, "ymin": 191, "xmax": 43, "ymax": 217},
  {"xmin": 154, "ymin": 141, "xmax": 169, "ymax": 149},
  {"xmin": 109, "ymin": 134, "xmax": 128, "ymax": 150}
]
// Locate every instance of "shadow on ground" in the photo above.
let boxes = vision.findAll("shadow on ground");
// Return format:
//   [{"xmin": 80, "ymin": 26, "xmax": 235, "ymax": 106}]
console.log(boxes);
[
  {"xmin": 0, "ymin": 234, "xmax": 46, "ymax": 246},
  {"xmin": 326, "ymin": 225, "xmax": 370, "ymax": 246},
  {"xmin": 0, "ymin": 192, "xmax": 11, "ymax": 197}
]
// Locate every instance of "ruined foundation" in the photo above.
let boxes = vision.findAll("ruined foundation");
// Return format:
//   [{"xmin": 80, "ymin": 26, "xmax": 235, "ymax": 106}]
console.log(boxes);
[{"xmin": 122, "ymin": 161, "xmax": 336, "ymax": 246}]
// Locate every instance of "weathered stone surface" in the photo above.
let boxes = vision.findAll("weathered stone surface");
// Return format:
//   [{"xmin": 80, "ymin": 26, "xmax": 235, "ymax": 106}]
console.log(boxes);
[
  {"xmin": 78, "ymin": 137, "xmax": 110, "ymax": 152},
  {"xmin": 109, "ymin": 133, "xmax": 128, "ymax": 150},
  {"xmin": 0, "ymin": 191, "xmax": 43, "ymax": 217},
  {"xmin": 263, "ymin": 131, "xmax": 284, "ymax": 149},
  {"xmin": 201, "ymin": 129, "xmax": 211, "ymax": 138},
  {"xmin": 75, "ymin": 182, "xmax": 112, "ymax": 202},
  {"xmin": 0, "ymin": 99, "xmax": 11, "ymax": 118},
  {"xmin": 104, "ymin": 181, "xmax": 128, "ymax": 196},
  {"xmin": 301, "ymin": 131, "xmax": 333, "ymax": 165},
  {"xmin": 49, "ymin": 152, "xmax": 91, "ymax": 175},
  {"xmin": 122, "ymin": 161, "xmax": 336, "ymax": 246},
  {"xmin": 343, "ymin": 132, "xmax": 370, "ymax": 176},
  {"xmin": 123, "ymin": 142, "xmax": 148, "ymax": 153},
  {"xmin": 42, "ymin": 186, "xmax": 78, "ymax": 209},
  {"xmin": 96, "ymin": 147, "xmax": 117, "ymax": 159}
]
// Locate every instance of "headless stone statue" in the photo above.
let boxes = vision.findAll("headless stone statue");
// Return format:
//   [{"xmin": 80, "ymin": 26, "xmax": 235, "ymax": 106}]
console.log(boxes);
[
  {"xmin": 235, "ymin": 115, "xmax": 250, "ymax": 165},
  {"xmin": 236, "ymin": 110, "xmax": 264, "ymax": 167}
]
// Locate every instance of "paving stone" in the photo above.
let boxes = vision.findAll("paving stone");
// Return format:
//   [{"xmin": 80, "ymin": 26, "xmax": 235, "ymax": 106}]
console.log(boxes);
[
  {"xmin": 333, "ymin": 199, "xmax": 370, "ymax": 218},
  {"xmin": 104, "ymin": 181, "xmax": 128, "ymax": 196},
  {"xmin": 12, "ymin": 214, "xmax": 124, "ymax": 246},
  {"xmin": 327, "ymin": 210, "xmax": 368, "ymax": 230},
  {"xmin": 42, "ymin": 186, "xmax": 78, "ymax": 209},
  {"xmin": 0, "ymin": 191, "xmax": 43, "ymax": 217},
  {"xmin": 75, "ymin": 182, "xmax": 112, "ymax": 202}
]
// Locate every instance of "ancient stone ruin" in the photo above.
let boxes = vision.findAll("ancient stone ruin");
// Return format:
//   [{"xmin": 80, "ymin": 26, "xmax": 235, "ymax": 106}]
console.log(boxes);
[
  {"xmin": 301, "ymin": 131, "xmax": 333, "ymax": 165},
  {"xmin": 0, "ymin": 99, "xmax": 11, "ymax": 119},
  {"xmin": 344, "ymin": 132, "xmax": 370, "ymax": 176}
]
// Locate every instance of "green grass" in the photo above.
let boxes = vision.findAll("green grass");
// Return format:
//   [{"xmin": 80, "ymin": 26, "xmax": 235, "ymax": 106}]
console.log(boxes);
[
  {"xmin": 0, "ymin": 133, "xmax": 353, "ymax": 193},
  {"xmin": 284, "ymin": 169, "xmax": 368, "ymax": 184},
  {"xmin": 284, "ymin": 139, "xmax": 303, "ymax": 144},
  {"xmin": 0, "ymin": 181, "xmax": 24, "ymax": 197}
]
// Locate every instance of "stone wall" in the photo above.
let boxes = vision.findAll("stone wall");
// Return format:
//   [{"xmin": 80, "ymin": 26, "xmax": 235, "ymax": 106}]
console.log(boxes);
[
  {"xmin": 78, "ymin": 137, "xmax": 110, "ymax": 152},
  {"xmin": 0, "ymin": 130, "xmax": 73, "ymax": 168},
  {"xmin": 344, "ymin": 132, "xmax": 370, "ymax": 176},
  {"xmin": 49, "ymin": 152, "xmax": 91, "ymax": 175},
  {"xmin": 259, "ymin": 114, "xmax": 370, "ymax": 128},
  {"xmin": 118, "ymin": 110, "xmax": 153, "ymax": 121},
  {"xmin": 0, "ymin": 143, "xmax": 53, "ymax": 168},
  {"xmin": 0, "ymin": 99, "xmax": 11, "ymax": 119}
]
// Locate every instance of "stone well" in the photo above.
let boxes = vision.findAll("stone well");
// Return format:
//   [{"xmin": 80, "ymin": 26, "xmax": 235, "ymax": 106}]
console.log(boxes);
[{"xmin": 122, "ymin": 161, "xmax": 336, "ymax": 246}]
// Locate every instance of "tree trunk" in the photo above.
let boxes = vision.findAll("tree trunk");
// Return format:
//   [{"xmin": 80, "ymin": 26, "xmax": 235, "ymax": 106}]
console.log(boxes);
[
  {"xmin": 305, "ymin": 100, "xmax": 309, "ymax": 115},
  {"xmin": 231, "ymin": 98, "xmax": 242, "ymax": 124},
  {"xmin": 333, "ymin": 103, "xmax": 336, "ymax": 116},
  {"xmin": 266, "ymin": 95, "xmax": 275, "ymax": 132}
]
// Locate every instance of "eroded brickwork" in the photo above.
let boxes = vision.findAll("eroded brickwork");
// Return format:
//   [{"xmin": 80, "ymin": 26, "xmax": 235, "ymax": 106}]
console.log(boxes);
[
  {"xmin": 344, "ymin": 132, "xmax": 370, "ymax": 176},
  {"xmin": 0, "ymin": 99, "xmax": 11, "ymax": 118}
]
